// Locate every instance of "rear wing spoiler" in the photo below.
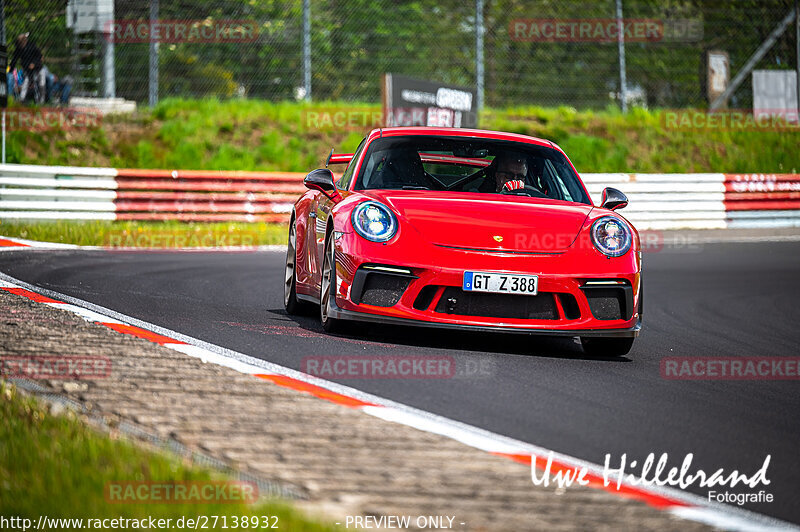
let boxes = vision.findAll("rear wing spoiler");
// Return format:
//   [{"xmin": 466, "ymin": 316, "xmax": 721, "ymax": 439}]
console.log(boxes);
[
  {"xmin": 326, "ymin": 150, "xmax": 354, "ymax": 167},
  {"xmin": 418, "ymin": 153, "xmax": 491, "ymax": 167}
]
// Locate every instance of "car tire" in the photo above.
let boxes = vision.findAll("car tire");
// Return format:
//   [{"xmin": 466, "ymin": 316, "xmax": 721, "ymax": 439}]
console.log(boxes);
[
  {"xmin": 320, "ymin": 231, "xmax": 344, "ymax": 333},
  {"xmin": 580, "ymin": 337, "xmax": 635, "ymax": 357},
  {"xmin": 284, "ymin": 218, "xmax": 312, "ymax": 315}
]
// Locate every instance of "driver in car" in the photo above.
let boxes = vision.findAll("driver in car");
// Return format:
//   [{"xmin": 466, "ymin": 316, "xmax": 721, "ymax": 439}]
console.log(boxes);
[{"xmin": 478, "ymin": 152, "xmax": 528, "ymax": 193}]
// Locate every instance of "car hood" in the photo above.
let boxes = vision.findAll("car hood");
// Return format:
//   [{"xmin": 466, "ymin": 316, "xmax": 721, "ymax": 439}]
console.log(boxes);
[{"xmin": 359, "ymin": 190, "xmax": 593, "ymax": 253}]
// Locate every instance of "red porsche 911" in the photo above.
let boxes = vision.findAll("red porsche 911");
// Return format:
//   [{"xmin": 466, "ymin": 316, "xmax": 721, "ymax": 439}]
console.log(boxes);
[{"xmin": 284, "ymin": 127, "xmax": 641, "ymax": 356}]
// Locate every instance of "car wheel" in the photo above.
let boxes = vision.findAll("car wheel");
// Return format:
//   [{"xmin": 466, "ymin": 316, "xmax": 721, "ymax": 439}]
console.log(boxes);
[
  {"xmin": 580, "ymin": 337, "xmax": 635, "ymax": 357},
  {"xmin": 284, "ymin": 219, "xmax": 311, "ymax": 315},
  {"xmin": 320, "ymin": 231, "xmax": 344, "ymax": 333}
]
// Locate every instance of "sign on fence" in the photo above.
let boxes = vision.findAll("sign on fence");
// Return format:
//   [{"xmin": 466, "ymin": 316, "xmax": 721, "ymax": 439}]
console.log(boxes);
[
  {"xmin": 706, "ymin": 51, "xmax": 729, "ymax": 106},
  {"xmin": 67, "ymin": 0, "xmax": 114, "ymax": 33},
  {"xmin": 382, "ymin": 73, "xmax": 478, "ymax": 129},
  {"xmin": 753, "ymin": 70, "xmax": 799, "ymax": 124}
]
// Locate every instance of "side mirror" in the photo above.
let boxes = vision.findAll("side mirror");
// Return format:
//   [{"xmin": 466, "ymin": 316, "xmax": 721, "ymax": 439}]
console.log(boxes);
[
  {"xmin": 304, "ymin": 169, "xmax": 340, "ymax": 200},
  {"xmin": 601, "ymin": 187, "xmax": 628, "ymax": 211}
]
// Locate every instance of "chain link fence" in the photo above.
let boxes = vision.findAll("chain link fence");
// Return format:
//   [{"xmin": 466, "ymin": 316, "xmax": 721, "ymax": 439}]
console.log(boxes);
[{"xmin": 4, "ymin": 0, "xmax": 799, "ymax": 110}]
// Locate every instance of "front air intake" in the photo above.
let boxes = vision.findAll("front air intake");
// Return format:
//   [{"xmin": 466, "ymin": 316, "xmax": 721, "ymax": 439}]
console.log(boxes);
[
  {"xmin": 580, "ymin": 281, "xmax": 633, "ymax": 320},
  {"xmin": 413, "ymin": 285, "xmax": 439, "ymax": 311},
  {"xmin": 433, "ymin": 287, "xmax": 559, "ymax": 320},
  {"xmin": 360, "ymin": 274, "xmax": 411, "ymax": 307},
  {"xmin": 350, "ymin": 265, "xmax": 416, "ymax": 307}
]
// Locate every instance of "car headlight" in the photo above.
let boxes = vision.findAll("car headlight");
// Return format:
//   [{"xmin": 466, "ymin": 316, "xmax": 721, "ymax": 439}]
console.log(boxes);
[
  {"xmin": 351, "ymin": 201, "xmax": 398, "ymax": 242},
  {"xmin": 591, "ymin": 216, "xmax": 632, "ymax": 257}
]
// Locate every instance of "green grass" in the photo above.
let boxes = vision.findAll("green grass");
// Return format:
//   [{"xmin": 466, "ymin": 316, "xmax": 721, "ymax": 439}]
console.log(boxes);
[
  {"xmin": 0, "ymin": 221, "xmax": 288, "ymax": 247},
  {"xmin": 4, "ymin": 99, "xmax": 796, "ymax": 245},
  {"xmin": 8, "ymin": 99, "xmax": 799, "ymax": 173},
  {"xmin": 0, "ymin": 382, "xmax": 338, "ymax": 531},
  {"xmin": 486, "ymin": 105, "xmax": 800, "ymax": 174}
]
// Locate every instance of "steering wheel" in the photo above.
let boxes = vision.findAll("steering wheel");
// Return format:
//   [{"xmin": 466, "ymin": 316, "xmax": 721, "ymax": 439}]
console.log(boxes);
[{"xmin": 501, "ymin": 185, "xmax": 548, "ymax": 198}]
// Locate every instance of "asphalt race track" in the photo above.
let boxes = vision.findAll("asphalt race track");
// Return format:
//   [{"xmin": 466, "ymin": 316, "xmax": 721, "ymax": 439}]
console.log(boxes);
[{"xmin": 1, "ymin": 241, "xmax": 799, "ymax": 524}]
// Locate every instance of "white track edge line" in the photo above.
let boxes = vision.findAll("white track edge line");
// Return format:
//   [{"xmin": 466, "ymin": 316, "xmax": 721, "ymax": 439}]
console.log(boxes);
[{"xmin": 0, "ymin": 270, "xmax": 795, "ymax": 532}]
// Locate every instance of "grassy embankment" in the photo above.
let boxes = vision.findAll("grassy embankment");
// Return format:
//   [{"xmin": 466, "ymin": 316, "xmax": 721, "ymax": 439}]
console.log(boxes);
[
  {"xmin": 0, "ymin": 220, "xmax": 287, "ymax": 247},
  {"xmin": 11, "ymin": 98, "xmax": 799, "ymax": 173},
  {"xmin": 0, "ymin": 382, "xmax": 338, "ymax": 531},
  {"xmin": 2, "ymin": 99, "xmax": 796, "ymax": 246}
]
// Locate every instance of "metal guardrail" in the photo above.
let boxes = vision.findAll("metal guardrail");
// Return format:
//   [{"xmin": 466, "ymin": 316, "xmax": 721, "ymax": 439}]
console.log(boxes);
[
  {"xmin": 0, "ymin": 164, "xmax": 302, "ymax": 223},
  {"xmin": 724, "ymin": 173, "xmax": 800, "ymax": 228},
  {"xmin": 583, "ymin": 173, "xmax": 727, "ymax": 230},
  {"xmin": 0, "ymin": 164, "xmax": 798, "ymax": 229}
]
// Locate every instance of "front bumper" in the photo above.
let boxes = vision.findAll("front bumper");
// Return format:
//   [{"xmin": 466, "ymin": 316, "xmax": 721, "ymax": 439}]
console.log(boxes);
[
  {"xmin": 328, "ymin": 232, "xmax": 642, "ymax": 338},
  {"xmin": 328, "ymin": 296, "xmax": 641, "ymax": 337}
]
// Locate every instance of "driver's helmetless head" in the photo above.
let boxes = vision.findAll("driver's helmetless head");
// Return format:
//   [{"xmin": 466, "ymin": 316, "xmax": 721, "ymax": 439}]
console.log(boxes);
[{"xmin": 495, "ymin": 154, "xmax": 528, "ymax": 191}]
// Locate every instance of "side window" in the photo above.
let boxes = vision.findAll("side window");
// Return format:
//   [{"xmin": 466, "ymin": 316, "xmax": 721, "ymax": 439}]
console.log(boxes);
[
  {"xmin": 336, "ymin": 139, "xmax": 366, "ymax": 190},
  {"xmin": 543, "ymin": 160, "xmax": 572, "ymax": 201}
]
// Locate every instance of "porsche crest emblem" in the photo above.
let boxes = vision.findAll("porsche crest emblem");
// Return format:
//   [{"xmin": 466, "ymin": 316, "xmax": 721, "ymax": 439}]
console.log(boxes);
[{"xmin": 493, "ymin": 235, "xmax": 504, "ymax": 243}]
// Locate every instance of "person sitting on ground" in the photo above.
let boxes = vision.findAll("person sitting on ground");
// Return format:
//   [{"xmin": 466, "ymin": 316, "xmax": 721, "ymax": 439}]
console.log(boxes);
[
  {"xmin": 10, "ymin": 32, "xmax": 45, "ymax": 104},
  {"xmin": 46, "ymin": 71, "xmax": 73, "ymax": 105},
  {"xmin": 6, "ymin": 68, "xmax": 23, "ymax": 102}
]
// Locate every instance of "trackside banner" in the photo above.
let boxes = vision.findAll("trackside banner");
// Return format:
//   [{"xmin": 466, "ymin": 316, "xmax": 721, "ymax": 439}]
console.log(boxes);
[{"xmin": 382, "ymin": 73, "xmax": 478, "ymax": 128}]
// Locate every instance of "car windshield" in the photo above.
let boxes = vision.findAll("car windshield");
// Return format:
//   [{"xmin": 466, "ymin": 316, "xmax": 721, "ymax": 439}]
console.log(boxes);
[{"xmin": 354, "ymin": 135, "xmax": 591, "ymax": 205}]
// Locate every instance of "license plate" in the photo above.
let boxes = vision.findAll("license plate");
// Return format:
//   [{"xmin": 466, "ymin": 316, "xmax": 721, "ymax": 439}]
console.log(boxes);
[{"xmin": 463, "ymin": 271, "xmax": 538, "ymax": 295}]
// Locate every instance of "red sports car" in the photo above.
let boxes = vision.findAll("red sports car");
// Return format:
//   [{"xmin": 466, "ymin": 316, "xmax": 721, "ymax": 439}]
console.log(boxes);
[{"xmin": 284, "ymin": 127, "xmax": 641, "ymax": 356}]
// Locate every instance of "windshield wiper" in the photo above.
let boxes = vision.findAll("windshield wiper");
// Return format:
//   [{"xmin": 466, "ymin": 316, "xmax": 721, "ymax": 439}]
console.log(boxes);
[{"xmin": 401, "ymin": 186, "xmax": 430, "ymax": 190}]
